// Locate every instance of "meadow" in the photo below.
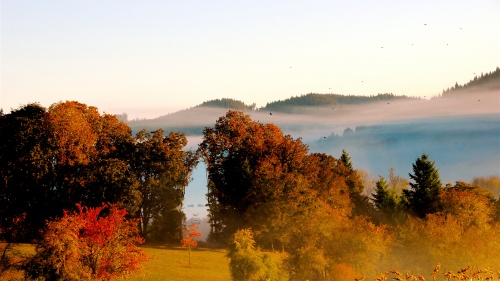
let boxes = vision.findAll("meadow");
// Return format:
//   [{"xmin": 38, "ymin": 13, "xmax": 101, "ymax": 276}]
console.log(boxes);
[
  {"xmin": 1, "ymin": 243, "xmax": 231, "ymax": 281},
  {"xmin": 124, "ymin": 245, "xmax": 232, "ymax": 281}
]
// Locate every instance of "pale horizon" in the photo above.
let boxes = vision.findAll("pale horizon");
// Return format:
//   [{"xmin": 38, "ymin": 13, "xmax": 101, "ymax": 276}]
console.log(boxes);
[{"xmin": 2, "ymin": 1, "xmax": 499, "ymax": 119}]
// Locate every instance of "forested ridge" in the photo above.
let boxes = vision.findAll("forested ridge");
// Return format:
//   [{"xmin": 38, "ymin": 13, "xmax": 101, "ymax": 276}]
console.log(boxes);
[
  {"xmin": 441, "ymin": 67, "xmax": 500, "ymax": 96},
  {"xmin": 260, "ymin": 93, "xmax": 417, "ymax": 112},
  {"xmin": 150, "ymin": 66, "xmax": 499, "ymax": 115},
  {"xmin": 196, "ymin": 98, "xmax": 256, "ymax": 111}
]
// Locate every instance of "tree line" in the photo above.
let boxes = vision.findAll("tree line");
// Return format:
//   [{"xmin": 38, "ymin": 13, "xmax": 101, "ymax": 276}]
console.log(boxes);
[
  {"xmin": 262, "ymin": 93, "xmax": 417, "ymax": 112},
  {"xmin": 0, "ymin": 101, "xmax": 196, "ymax": 243},
  {"xmin": 441, "ymin": 66, "xmax": 500, "ymax": 96}
]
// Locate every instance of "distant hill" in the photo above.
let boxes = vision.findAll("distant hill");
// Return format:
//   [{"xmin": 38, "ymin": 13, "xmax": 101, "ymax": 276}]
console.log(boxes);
[
  {"xmin": 128, "ymin": 98, "xmax": 254, "ymax": 135},
  {"xmin": 260, "ymin": 93, "xmax": 418, "ymax": 113},
  {"xmin": 196, "ymin": 98, "xmax": 255, "ymax": 111},
  {"xmin": 441, "ymin": 67, "xmax": 500, "ymax": 97},
  {"xmin": 127, "ymin": 94, "xmax": 418, "ymax": 134}
]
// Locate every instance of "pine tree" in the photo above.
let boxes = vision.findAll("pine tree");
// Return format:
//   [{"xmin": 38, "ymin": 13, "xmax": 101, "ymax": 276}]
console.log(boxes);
[
  {"xmin": 403, "ymin": 154, "xmax": 442, "ymax": 218},
  {"xmin": 340, "ymin": 149, "xmax": 353, "ymax": 170},
  {"xmin": 372, "ymin": 177, "xmax": 398, "ymax": 211}
]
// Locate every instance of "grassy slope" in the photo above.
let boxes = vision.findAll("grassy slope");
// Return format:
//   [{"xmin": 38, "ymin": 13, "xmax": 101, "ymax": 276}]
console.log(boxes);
[{"xmin": 123, "ymin": 245, "xmax": 232, "ymax": 281}]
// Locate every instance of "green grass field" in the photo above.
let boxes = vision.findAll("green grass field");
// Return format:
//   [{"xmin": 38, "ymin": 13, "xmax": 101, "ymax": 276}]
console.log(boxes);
[
  {"xmin": 122, "ymin": 245, "xmax": 232, "ymax": 281},
  {"xmin": 2, "ymin": 243, "xmax": 231, "ymax": 281}
]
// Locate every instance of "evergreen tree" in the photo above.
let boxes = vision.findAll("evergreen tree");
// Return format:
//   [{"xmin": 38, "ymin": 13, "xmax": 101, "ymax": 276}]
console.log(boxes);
[
  {"xmin": 372, "ymin": 177, "xmax": 405, "ymax": 225},
  {"xmin": 338, "ymin": 149, "xmax": 373, "ymax": 217},
  {"xmin": 340, "ymin": 149, "xmax": 353, "ymax": 170},
  {"xmin": 403, "ymin": 154, "xmax": 442, "ymax": 218},
  {"xmin": 372, "ymin": 177, "xmax": 397, "ymax": 211}
]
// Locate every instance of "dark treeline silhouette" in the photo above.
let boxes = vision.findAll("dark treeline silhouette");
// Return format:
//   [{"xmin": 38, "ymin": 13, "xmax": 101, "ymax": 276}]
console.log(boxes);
[
  {"xmin": 441, "ymin": 66, "xmax": 500, "ymax": 97},
  {"xmin": 196, "ymin": 98, "xmax": 256, "ymax": 111},
  {"xmin": 261, "ymin": 93, "xmax": 417, "ymax": 113}
]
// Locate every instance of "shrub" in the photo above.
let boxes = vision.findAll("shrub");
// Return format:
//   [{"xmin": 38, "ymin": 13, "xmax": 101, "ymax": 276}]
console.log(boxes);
[
  {"xmin": 24, "ymin": 203, "xmax": 149, "ymax": 280},
  {"xmin": 227, "ymin": 229, "xmax": 284, "ymax": 281}
]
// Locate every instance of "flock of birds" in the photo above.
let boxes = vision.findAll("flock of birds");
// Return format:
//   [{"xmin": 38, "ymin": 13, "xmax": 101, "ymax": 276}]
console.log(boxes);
[
  {"xmin": 287, "ymin": 23, "xmax": 468, "ymax": 92},
  {"xmin": 268, "ymin": 23, "xmax": 480, "ymax": 141}
]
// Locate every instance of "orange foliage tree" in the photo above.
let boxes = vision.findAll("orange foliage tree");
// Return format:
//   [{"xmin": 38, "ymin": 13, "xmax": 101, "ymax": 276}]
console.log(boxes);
[
  {"xmin": 25, "ymin": 203, "xmax": 149, "ymax": 280},
  {"xmin": 181, "ymin": 223, "xmax": 202, "ymax": 267}
]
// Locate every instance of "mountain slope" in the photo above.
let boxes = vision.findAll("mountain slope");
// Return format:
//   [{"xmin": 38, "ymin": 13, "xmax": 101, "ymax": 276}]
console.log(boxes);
[{"xmin": 441, "ymin": 67, "xmax": 500, "ymax": 97}]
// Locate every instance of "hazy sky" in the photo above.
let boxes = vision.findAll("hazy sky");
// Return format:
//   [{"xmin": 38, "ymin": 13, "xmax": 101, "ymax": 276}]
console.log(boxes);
[{"xmin": 2, "ymin": 0, "xmax": 499, "ymax": 119}]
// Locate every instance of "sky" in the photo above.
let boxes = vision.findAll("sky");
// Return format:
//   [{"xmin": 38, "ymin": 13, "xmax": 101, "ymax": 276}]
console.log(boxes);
[{"xmin": 2, "ymin": 0, "xmax": 499, "ymax": 119}]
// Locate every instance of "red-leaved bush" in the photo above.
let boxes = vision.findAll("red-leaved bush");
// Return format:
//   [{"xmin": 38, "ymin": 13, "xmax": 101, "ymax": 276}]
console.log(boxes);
[{"xmin": 25, "ymin": 203, "xmax": 149, "ymax": 280}]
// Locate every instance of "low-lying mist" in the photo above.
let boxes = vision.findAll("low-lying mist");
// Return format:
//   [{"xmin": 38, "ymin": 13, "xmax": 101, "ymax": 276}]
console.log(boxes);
[
  {"xmin": 177, "ymin": 89, "xmax": 499, "ymax": 183},
  {"xmin": 309, "ymin": 114, "xmax": 499, "ymax": 184}
]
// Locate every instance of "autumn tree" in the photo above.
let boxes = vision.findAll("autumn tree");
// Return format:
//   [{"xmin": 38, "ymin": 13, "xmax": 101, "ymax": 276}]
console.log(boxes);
[
  {"xmin": 402, "ymin": 153, "xmax": 443, "ymax": 218},
  {"xmin": 198, "ymin": 111, "xmax": 332, "ymax": 243},
  {"xmin": 181, "ymin": 223, "xmax": 202, "ymax": 267},
  {"xmin": 46, "ymin": 101, "xmax": 142, "ymax": 215},
  {"xmin": 130, "ymin": 129, "xmax": 196, "ymax": 242},
  {"xmin": 24, "ymin": 203, "xmax": 149, "ymax": 280},
  {"xmin": 284, "ymin": 199, "xmax": 391, "ymax": 280},
  {"xmin": 440, "ymin": 181, "xmax": 495, "ymax": 229}
]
